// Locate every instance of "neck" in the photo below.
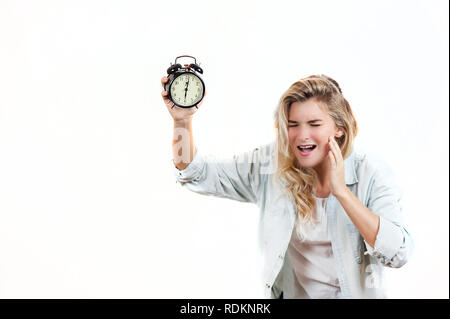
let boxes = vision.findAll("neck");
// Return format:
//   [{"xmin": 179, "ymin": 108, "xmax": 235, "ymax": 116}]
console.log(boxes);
[{"xmin": 312, "ymin": 160, "xmax": 331, "ymax": 191}]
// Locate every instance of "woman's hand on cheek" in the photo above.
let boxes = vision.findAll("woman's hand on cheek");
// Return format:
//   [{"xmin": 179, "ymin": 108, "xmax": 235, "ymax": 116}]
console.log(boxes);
[{"xmin": 327, "ymin": 136, "xmax": 347, "ymax": 197}]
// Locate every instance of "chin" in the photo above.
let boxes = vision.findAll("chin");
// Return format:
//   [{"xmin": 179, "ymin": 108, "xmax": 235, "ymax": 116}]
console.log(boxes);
[
  {"xmin": 298, "ymin": 161, "xmax": 318, "ymax": 169},
  {"xmin": 294, "ymin": 152, "xmax": 325, "ymax": 169}
]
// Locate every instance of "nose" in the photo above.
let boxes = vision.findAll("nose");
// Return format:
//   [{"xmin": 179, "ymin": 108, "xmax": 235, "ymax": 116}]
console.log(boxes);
[{"xmin": 296, "ymin": 126, "xmax": 312, "ymax": 142}]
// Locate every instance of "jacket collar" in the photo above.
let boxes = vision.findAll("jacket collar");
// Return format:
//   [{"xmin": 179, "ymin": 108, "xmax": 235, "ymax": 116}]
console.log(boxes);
[{"xmin": 344, "ymin": 148, "xmax": 359, "ymax": 185}]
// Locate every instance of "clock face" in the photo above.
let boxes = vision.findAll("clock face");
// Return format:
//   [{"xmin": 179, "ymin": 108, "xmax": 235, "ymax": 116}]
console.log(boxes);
[{"xmin": 170, "ymin": 73, "xmax": 204, "ymax": 107}]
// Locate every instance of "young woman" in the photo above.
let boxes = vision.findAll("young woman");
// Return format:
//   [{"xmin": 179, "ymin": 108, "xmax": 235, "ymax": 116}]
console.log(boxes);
[{"xmin": 161, "ymin": 74, "xmax": 413, "ymax": 299}]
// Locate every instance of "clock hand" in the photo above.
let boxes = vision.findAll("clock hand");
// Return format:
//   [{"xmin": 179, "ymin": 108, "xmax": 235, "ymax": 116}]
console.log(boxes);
[{"xmin": 184, "ymin": 76, "xmax": 190, "ymax": 99}]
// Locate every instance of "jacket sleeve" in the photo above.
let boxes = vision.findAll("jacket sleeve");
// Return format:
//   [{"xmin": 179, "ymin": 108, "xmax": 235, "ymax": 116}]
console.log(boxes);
[
  {"xmin": 363, "ymin": 159, "xmax": 414, "ymax": 268},
  {"xmin": 172, "ymin": 144, "xmax": 274, "ymax": 204}
]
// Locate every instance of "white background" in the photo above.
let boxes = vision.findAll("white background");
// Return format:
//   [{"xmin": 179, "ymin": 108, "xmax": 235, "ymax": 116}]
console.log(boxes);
[{"xmin": 0, "ymin": 0, "xmax": 448, "ymax": 298}]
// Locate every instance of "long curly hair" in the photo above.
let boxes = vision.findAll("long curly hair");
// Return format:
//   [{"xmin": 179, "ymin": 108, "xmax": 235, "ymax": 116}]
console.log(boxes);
[{"xmin": 273, "ymin": 75, "xmax": 358, "ymax": 238}]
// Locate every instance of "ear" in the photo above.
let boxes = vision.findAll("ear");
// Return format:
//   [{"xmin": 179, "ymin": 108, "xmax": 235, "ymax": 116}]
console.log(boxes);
[{"xmin": 335, "ymin": 129, "xmax": 344, "ymax": 138}]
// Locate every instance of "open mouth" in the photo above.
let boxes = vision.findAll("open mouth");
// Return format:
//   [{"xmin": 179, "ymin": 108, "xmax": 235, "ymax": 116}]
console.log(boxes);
[{"xmin": 297, "ymin": 144, "xmax": 317, "ymax": 156}]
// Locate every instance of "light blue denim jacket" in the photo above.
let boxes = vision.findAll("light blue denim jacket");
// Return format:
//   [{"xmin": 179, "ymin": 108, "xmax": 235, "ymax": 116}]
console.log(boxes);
[{"xmin": 172, "ymin": 142, "xmax": 414, "ymax": 298}]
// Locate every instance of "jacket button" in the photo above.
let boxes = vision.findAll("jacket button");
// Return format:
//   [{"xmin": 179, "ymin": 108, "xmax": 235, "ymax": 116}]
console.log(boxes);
[
  {"xmin": 265, "ymin": 283, "xmax": 270, "ymax": 288},
  {"xmin": 278, "ymin": 254, "xmax": 284, "ymax": 259}
]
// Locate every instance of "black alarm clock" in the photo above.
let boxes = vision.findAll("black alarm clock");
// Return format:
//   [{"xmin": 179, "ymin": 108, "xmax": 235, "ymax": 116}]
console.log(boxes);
[{"xmin": 164, "ymin": 55, "xmax": 205, "ymax": 109}]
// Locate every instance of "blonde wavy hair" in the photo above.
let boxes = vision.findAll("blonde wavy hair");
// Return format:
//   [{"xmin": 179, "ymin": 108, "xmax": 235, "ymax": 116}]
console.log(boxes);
[{"xmin": 273, "ymin": 74, "xmax": 358, "ymax": 230}]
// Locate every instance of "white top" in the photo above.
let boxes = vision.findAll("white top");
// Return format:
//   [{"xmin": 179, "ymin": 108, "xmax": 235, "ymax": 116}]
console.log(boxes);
[{"xmin": 285, "ymin": 195, "xmax": 342, "ymax": 299}]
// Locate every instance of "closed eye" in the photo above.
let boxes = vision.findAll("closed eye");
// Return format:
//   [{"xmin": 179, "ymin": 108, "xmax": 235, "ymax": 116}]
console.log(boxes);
[{"xmin": 288, "ymin": 124, "xmax": 321, "ymax": 127}]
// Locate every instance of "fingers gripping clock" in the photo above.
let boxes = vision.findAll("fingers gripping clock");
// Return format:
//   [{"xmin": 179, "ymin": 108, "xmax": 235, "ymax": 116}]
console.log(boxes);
[{"xmin": 164, "ymin": 55, "xmax": 205, "ymax": 109}]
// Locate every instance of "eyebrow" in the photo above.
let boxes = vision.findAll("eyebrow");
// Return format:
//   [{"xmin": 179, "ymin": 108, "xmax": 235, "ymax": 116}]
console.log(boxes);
[{"xmin": 288, "ymin": 119, "xmax": 323, "ymax": 124}]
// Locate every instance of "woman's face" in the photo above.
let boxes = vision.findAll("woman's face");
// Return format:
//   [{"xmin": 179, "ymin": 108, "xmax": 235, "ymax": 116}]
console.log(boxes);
[{"xmin": 288, "ymin": 99, "xmax": 343, "ymax": 169}]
